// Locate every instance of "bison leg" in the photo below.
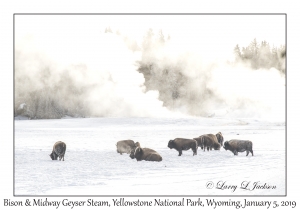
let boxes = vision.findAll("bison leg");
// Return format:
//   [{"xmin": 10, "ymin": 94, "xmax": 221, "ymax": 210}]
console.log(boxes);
[
  {"xmin": 250, "ymin": 150, "xmax": 254, "ymax": 156},
  {"xmin": 58, "ymin": 155, "xmax": 64, "ymax": 161},
  {"xmin": 246, "ymin": 150, "xmax": 249, "ymax": 156},
  {"xmin": 234, "ymin": 150, "xmax": 238, "ymax": 155},
  {"xmin": 178, "ymin": 150, "xmax": 182, "ymax": 156},
  {"xmin": 193, "ymin": 149, "xmax": 197, "ymax": 156}
]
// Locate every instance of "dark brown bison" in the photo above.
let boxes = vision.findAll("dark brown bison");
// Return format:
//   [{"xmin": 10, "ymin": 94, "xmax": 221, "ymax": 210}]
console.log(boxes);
[
  {"xmin": 167, "ymin": 138, "xmax": 198, "ymax": 156},
  {"xmin": 130, "ymin": 147, "xmax": 162, "ymax": 162},
  {"xmin": 216, "ymin": 132, "xmax": 224, "ymax": 146},
  {"xmin": 116, "ymin": 140, "xmax": 140, "ymax": 155},
  {"xmin": 223, "ymin": 140, "xmax": 254, "ymax": 156},
  {"xmin": 193, "ymin": 134, "xmax": 221, "ymax": 151},
  {"xmin": 50, "ymin": 141, "xmax": 66, "ymax": 161}
]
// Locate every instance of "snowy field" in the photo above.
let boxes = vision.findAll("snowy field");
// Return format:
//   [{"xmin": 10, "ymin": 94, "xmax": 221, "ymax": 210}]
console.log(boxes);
[{"xmin": 14, "ymin": 117, "xmax": 285, "ymax": 196}]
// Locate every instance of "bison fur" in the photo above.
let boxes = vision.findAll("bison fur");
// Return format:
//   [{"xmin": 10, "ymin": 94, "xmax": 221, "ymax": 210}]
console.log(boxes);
[
  {"xmin": 130, "ymin": 147, "xmax": 162, "ymax": 162},
  {"xmin": 116, "ymin": 140, "xmax": 140, "ymax": 155},
  {"xmin": 168, "ymin": 138, "xmax": 198, "ymax": 156},
  {"xmin": 216, "ymin": 132, "xmax": 224, "ymax": 146},
  {"xmin": 223, "ymin": 140, "xmax": 253, "ymax": 156},
  {"xmin": 193, "ymin": 134, "xmax": 221, "ymax": 151},
  {"xmin": 50, "ymin": 141, "xmax": 66, "ymax": 161}
]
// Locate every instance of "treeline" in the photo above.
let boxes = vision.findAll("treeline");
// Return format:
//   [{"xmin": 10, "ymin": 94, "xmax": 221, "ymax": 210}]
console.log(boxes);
[
  {"xmin": 233, "ymin": 39, "xmax": 286, "ymax": 73},
  {"xmin": 137, "ymin": 29, "xmax": 218, "ymax": 116},
  {"xmin": 137, "ymin": 31, "xmax": 286, "ymax": 117},
  {"xmin": 14, "ymin": 61, "xmax": 89, "ymax": 119}
]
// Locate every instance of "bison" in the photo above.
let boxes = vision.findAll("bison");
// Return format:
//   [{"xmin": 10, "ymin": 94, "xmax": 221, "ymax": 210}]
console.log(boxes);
[
  {"xmin": 130, "ymin": 147, "xmax": 162, "ymax": 162},
  {"xmin": 193, "ymin": 134, "xmax": 221, "ymax": 151},
  {"xmin": 223, "ymin": 140, "xmax": 254, "ymax": 156},
  {"xmin": 167, "ymin": 138, "xmax": 198, "ymax": 156},
  {"xmin": 50, "ymin": 141, "xmax": 66, "ymax": 161},
  {"xmin": 216, "ymin": 132, "xmax": 224, "ymax": 146},
  {"xmin": 116, "ymin": 140, "xmax": 140, "ymax": 155}
]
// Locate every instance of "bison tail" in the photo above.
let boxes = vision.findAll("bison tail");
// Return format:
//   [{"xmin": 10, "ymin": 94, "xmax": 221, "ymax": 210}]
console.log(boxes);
[{"xmin": 249, "ymin": 141, "xmax": 253, "ymax": 149}]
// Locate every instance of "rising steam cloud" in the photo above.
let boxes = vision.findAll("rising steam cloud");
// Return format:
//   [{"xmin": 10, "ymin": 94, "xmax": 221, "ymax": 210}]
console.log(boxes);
[{"xmin": 15, "ymin": 26, "xmax": 285, "ymax": 120}]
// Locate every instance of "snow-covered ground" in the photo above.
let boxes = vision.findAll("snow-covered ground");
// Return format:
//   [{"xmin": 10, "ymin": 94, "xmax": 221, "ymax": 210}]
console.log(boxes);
[{"xmin": 14, "ymin": 117, "xmax": 285, "ymax": 196}]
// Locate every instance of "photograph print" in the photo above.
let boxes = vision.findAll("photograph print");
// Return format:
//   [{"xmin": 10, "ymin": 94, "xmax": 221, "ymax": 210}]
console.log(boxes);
[{"xmin": 14, "ymin": 14, "xmax": 286, "ymax": 196}]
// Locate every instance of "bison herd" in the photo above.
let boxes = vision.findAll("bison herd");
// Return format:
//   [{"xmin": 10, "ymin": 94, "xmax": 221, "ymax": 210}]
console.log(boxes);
[{"xmin": 50, "ymin": 132, "xmax": 254, "ymax": 162}]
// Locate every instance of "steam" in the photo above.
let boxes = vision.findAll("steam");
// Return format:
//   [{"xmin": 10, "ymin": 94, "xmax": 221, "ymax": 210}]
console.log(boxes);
[
  {"xmin": 15, "ymin": 32, "xmax": 176, "ymax": 118},
  {"xmin": 136, "ymin": 34, "xmax": 285, "ymax": 120},
  {"xmin": 15, "ymin": 25, "xmax": 285, "ymax": 120}
]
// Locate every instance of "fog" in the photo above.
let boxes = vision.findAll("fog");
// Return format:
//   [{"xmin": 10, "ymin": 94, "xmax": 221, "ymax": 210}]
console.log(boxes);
[{"xmin": 14, "ymin": 15, "xmax": 285, "ymax": 120}]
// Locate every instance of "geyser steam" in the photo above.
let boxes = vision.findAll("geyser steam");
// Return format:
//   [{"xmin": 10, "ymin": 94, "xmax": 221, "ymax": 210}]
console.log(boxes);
[{"xmin": 15, "ymin": 21, "xmax": 285, "ymax": 120}]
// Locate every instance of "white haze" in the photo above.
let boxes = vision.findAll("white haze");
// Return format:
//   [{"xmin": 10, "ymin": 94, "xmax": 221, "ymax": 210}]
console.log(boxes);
[{"xmin": 15, "ymin": 15, "xmax": 285, "ymax": 120}]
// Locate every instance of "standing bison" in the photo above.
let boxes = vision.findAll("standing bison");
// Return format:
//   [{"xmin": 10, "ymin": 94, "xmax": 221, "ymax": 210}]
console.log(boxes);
[
  {"xmin": 216, "ymin": 132, "xmax": 224, "ymax": 146},
  {"xmin": 130, "ymin": 147, "xmax": 162, "ymax": 162},
  {"xmin": 223, "ymin": 140, "xmax": 254, "ymax": 156},
  {"xmin": 50, "ymin": 141, "xmax": 66, "ymax": 161},
  {"xmin": 194, "ymin": 134, "xmax": 221, "ymax": 151},
  {"xmin": 116, "ymin": 140, "xmax": 140, "ymax": 155},
  {"xmin": 168, "ymin": 138, "xmax": 198, "ymax": 156}
]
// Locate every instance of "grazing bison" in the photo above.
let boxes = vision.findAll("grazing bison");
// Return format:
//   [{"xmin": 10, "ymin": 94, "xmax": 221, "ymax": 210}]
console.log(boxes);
[
  {"xmin": 168, "ymin": 138, "xmax": 198, "ymax": 156},
  {"xmin": 216, "ymin": 132, "xmax": 224, "ymax": 146},
  {"xmin": 50, "ymin": 141, "xmax": 66, "ymax": 161},
  {"xmin": 116, "ymin": 140, "xmax": 140, "ymax": 155},
  {"xmin": 223, "ymin": 140, "xmax": 254, "ymax": 156},
  {"xmin": 130, "ymin": 147, "xmax": 162, "ymax": 162},
  {"xmin": 193, "ymin": 134, "xmax": 221, "ymax": 151}
]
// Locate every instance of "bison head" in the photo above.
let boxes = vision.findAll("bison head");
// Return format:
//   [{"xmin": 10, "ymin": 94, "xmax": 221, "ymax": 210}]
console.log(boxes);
[
  {"xmin": 134, "ymin": 142, "xmax": 141, "ymax": 147},
  {"xmin": 130, "ymin": 147, "xmax": 144, "ymax": 161},
  {"xmin": 223, "ymin": 141, "xmax": 229, "ymax": 150},
  {"xmin": 49, "ymin": 152, "xmax": 58, "ymax": 160},
  {"xmin": 129, "ymin": 142, "xmax": 141, "ymax": 159},
  {"xmin": 216, "ymin": 132, "xmax": 224, "ymax": 146},
  {"xmin": 134, "ymin": 147, "xmax": 144, "ymax": 161},
  {"xmin": 213, "ymin": 142, "xmax": 221, "ymax": 150},
  {"xmin": 129, "ymin": 149, "xmax": 135, "ymax": 159},
  {"xmin": 168, "ymin": 140, "xmax": 175, "ymax": 149}
]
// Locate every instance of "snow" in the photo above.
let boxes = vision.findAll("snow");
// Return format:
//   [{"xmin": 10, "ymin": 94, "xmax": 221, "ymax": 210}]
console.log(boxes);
[
  {"xmin": 14, "ymin": 115, "xmax": 30, "ymax": 120},
  {"xmin": 14, "ymin": 117, "xmax": 285, "ymax": 196}
]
